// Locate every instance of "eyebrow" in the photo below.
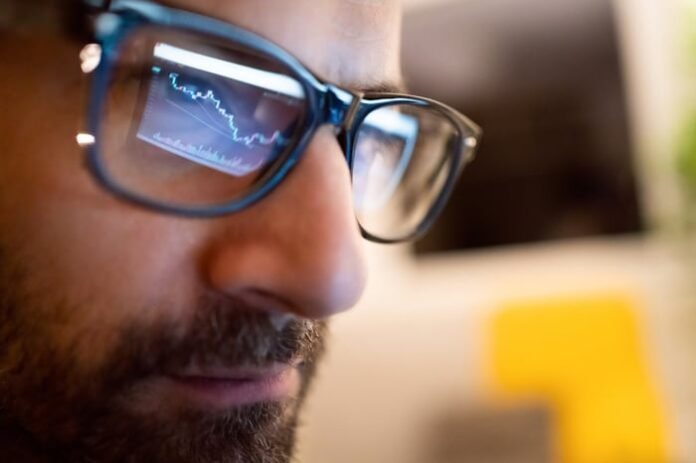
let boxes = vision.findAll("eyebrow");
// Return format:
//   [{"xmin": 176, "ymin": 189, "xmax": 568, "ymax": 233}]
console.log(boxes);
[{"xmin": 349, "ymin": 80, "xmax": 409, "ymax": 95}]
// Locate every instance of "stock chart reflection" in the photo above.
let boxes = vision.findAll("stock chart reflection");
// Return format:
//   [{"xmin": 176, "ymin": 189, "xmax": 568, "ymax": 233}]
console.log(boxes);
[{"xmin": 136, "ymin": 43, "xmax": 306, "ymax": 177}]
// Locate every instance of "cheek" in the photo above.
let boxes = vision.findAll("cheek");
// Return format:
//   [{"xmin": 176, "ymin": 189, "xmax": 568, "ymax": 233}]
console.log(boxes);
[
  {"xmin": 14, "ymin": 205, "xmax": 203, "ymax": 316},
  {"xmin": 0, "ymin": 162, "xmax": 207, "ymax": 369},
  {"xmin": 2, "ymin": 207, "xmax": 210, "ymax": 370},
  {"xmin": 0, "ymin": 51, "xmax": 206, "ymax": 339}
]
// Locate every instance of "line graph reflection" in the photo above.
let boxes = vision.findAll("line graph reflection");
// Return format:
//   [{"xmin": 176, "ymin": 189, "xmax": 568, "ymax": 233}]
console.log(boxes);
[{"xmin": 134, "ymin": 44, "xmax": 305, "ymax": 177}]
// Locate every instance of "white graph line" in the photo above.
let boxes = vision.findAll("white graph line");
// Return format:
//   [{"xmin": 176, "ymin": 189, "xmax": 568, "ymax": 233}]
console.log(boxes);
[{"xmin": 168, "ymin": 72, "xmax": 288, "ymax": 148}]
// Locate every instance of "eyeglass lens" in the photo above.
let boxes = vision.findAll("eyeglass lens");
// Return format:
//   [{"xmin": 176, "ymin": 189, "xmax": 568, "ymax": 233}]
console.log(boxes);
[
  {"xmin": 99, "ymin": 27, "xmax": 308, "ymax": 205},
  {"xmin": 353, "ymin": 104, "xmax": 464, "ymax": 240},
  {"xmin": 95, "ymin": 26, "xmax": 472, "ymax": 240}
]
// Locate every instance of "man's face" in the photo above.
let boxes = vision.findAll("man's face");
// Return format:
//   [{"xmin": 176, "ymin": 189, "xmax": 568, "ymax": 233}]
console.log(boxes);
[{"xmin": 0, "ymin": 0, "xmax": 402, "ymax": 461}]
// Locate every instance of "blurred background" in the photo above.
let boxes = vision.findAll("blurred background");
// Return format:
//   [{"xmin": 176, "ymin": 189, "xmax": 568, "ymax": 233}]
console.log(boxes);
[{"xmin": 297, "ymin": 0, "xmax": 696, "ymax": 462}]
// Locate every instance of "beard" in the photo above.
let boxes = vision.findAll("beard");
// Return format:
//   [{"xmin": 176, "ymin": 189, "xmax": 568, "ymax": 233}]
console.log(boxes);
[{"xmin": 0, "ymin": 250, "xmax": 327, "ymax": 463}]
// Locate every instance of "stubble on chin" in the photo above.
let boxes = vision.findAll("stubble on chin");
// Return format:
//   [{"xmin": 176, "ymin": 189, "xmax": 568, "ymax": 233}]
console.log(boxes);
[{"xmin": 0, "ymin": 250, "xmax": 327, "ymax": 463}]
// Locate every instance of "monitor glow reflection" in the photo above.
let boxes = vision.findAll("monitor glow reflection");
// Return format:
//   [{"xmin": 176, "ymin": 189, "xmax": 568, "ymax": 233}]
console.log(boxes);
[{"xmin": 135, "ymin": 43, "xmax": 305, "ymax": 177}]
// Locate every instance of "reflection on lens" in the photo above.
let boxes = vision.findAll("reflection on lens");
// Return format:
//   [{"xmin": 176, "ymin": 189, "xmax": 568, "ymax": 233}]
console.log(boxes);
[
  {"xmin": 353, "ymin": 104, "xmax": 471, "ymax": 241},
  {"xmin": 353, "ymin": 108, "xmax": 419, "ymax": 212},
  {"xmin": 137, "ymin": 43, "xmax": 303, "ymax": 177},
  {"xmin": 99, "ymin": 27, "xmax": 307, "ymax": 206}
]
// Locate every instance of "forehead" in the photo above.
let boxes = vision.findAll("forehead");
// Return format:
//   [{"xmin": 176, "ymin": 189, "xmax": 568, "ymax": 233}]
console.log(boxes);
[{"xmin": 160, "ymin": 0, "xmax": 403, "ymax": 89}]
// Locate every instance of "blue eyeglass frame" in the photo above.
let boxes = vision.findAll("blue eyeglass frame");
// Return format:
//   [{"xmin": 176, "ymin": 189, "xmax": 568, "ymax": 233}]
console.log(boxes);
[{"xmin": 83, "ymin": 0, "xmax": 482, "ymax": 244}]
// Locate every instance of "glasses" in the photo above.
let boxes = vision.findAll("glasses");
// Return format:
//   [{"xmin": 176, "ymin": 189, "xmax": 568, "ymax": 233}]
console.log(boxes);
[{"xmin": 79, "ymin": 0, "xmax": 482, "ymax": 243}]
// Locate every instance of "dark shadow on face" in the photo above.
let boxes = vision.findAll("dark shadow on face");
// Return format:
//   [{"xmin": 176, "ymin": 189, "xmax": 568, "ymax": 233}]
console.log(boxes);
[{"xmin": 0, "ymin": 246, "xmax": 328, "ymax": 463}]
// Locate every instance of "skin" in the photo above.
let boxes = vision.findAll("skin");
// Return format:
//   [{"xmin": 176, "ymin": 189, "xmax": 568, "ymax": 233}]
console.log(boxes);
[{"xmin": 0, "ymin": 0, "xmax": 403, "ymax": 461}]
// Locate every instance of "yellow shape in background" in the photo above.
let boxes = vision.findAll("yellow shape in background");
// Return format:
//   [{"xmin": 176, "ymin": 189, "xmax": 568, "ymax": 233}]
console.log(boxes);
[{"xmin": 488, "ymin": 293, "xmax": 671, "ymax": 463}]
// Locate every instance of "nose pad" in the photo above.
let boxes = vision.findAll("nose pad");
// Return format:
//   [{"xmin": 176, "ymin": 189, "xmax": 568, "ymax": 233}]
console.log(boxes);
[{"xmin": 205, "ymin": 126, "xmax": 367, "ymax": 319}]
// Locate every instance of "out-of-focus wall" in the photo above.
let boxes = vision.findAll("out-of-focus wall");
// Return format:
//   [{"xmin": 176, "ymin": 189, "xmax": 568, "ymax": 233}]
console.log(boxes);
[
  {"xmin": 296, "ymin": 239, "xmax": 693, "ymax": 463},
  {"xmin": 614, "ymin": 0, "xmax": 684, "ymax": 231},
  {"xmin": 614, "ymin": 1, "xmax": 696, "ymax": 458}
]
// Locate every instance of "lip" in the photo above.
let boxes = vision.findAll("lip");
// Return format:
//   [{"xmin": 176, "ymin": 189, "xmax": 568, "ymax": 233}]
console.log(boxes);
[{"xmin": 164, "ymin": 363, "xmax": 300, "ymax": 408}]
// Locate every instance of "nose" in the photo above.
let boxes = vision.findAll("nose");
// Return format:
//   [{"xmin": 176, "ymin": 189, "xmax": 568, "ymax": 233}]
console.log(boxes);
[{"xmin": 204, "ymin": 127, "xmax": 368, "ymax": 319}]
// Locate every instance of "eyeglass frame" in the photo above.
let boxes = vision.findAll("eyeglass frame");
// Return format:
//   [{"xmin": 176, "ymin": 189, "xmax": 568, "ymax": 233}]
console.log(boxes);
[{"xmin": 82, "ymin": 0, "xmax": 482, "ymax": 244}]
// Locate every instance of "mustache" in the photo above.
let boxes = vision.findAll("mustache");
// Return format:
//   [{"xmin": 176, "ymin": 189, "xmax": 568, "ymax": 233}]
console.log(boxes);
[{"xmin": 98, "ymin": 293, "xmax": 328, "ymax": 389}]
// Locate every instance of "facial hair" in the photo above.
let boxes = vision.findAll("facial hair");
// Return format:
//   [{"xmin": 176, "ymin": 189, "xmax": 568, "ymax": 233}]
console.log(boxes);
[{"xmin": 0, "ymin": 250, "xmax": 327, "ymax": 463}]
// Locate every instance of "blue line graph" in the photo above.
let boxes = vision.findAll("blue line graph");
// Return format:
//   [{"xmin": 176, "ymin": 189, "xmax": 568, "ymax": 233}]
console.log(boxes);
[{"xmin": 168, "ymin": 72, "xmax": 286, "ymax": 149}]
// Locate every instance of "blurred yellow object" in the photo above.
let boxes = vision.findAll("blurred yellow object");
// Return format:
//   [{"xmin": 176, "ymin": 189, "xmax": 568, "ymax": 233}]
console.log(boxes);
[{"xmin": 488, "ymin": 294, "xmax": 671, "ymax": 463}]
